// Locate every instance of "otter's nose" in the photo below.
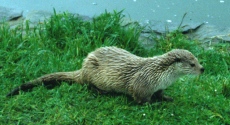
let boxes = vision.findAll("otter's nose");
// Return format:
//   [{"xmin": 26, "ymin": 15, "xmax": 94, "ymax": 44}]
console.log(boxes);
[{"xmin": 200, "ymin": 67, "xmax": 205, "ymax": 73}]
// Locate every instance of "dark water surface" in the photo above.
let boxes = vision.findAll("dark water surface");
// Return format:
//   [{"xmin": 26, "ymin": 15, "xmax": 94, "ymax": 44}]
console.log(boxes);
[{"xmin": 1, "ymin": 0, "xmax": 229, "ymax": 28}]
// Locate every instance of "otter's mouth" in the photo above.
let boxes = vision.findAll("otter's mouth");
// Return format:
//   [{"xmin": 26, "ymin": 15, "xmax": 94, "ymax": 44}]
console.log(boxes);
[{"xmin": 200, "ymin": 67, "xmax": 205, "ymax": 73}]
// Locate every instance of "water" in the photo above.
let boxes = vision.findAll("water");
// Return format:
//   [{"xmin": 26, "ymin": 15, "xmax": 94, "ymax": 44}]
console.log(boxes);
[{"xmin": 0, "ymin": 0, "xmax": 229, "ymax": 28}]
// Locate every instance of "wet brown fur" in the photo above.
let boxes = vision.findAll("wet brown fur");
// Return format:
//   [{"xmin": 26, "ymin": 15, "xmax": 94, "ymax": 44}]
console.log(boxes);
[{"xmin": 7, "ymin": 46, "xmax": 204, "ymax": 103}]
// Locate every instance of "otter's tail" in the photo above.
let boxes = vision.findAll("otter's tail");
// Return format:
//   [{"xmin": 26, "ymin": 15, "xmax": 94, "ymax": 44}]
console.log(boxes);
[{"xmin": 6, "ymin": 70, "xmax": 83, "ymax": 97}]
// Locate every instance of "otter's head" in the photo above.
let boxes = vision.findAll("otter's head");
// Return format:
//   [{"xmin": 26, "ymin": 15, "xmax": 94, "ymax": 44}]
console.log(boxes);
[{"xmin": 164, "ymin": 49, "xmax": 204, "ymax": 75}]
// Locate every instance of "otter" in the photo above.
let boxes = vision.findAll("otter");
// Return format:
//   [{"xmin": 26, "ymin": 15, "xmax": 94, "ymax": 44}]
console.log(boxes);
[{"xmin": 6, "ymin": 46, "xmax": 204, "ymax": 103}]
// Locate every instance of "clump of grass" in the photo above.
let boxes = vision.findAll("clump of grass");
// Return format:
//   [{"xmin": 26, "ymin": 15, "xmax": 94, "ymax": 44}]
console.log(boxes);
[
  {"xmin": 0, "ymin": 10, "xmax": 230, "ymax": 125},
  {"xmin": 151, "ymin": 30, "xmax": 202, "ymax": 53},
  {"xmin": 41, "ymin": 9, "xmax": 146, "ymax": 56},
  {"xmin": 222, "ymin": 83, "xmax": 230, "ymax": 98}
]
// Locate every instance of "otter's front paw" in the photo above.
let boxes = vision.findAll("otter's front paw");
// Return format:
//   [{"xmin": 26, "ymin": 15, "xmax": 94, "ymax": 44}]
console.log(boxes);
[{"xmin": 151, "ymin": 90, "xmax": 173, "ymax": 102}]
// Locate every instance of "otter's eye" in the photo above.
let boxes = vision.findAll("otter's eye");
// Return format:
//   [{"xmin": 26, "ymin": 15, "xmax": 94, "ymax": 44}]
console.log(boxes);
[{"xmin": 190, "ymin": 63, "xmax": 195, "ymax": 67}]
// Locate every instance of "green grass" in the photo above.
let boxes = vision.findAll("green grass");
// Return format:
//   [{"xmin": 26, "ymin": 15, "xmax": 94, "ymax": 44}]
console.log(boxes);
[{"xmin": 1, "ymin": 10, "xmax": 230, "ymax": 125}]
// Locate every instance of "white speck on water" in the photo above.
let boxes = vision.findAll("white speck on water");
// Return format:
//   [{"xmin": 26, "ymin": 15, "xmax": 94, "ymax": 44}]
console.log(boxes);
[
  {"xmin": 92, "ymin": 2, "xmax": 97, "ymax": 5},
  {"xmin": 220, "ymin": 0, "xmax": 224, "ymax": 3},
  {"xmin": 151, "ymin": 9, "xmax": 155, "ymax": 12},
  {"xmin": 195, "ymin": 0, "xmax": 198, "ymax": 1},
  {"xmin": 166, "ymin": 20, "xmax": 172, "ymax": 23},
  {"xmin": 145, "ymin": 20, "xmax": 150, "ymax": 24},
  {"xmin": 174, "ymin": 14, "xmax": 177, "ymax": 17},
  {"xmin": 157, "ymin": 5, "xmax": 160, "ymax": 7},
  {"xmin": 133, "ymin": 0, "xmax": 137, "ymax": 2}
]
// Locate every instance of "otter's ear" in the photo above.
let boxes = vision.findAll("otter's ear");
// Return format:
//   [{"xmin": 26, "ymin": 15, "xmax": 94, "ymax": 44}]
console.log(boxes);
[
  {"xmin": 165, "ymin": 57, "xmax": 181, "ymax": 66},
  {"xmin": 174, "ymin": 58, "xmax": 181, "ymax": 62}
]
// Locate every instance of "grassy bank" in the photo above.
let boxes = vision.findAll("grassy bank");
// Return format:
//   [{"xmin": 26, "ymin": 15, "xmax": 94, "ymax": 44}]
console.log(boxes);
[{"xmin": 0, "ymin": 10, "xmax": 230, "ymax": 125}]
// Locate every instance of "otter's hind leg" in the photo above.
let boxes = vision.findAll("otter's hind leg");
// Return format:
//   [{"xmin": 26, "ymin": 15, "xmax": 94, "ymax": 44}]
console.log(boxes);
[
  {"xmin": 132, "ymin": 87, "xmax": 152, "ymax": 104},
  {"xmin": 88, "ymin": 84, "xmax": 109, "ymax": 94}
]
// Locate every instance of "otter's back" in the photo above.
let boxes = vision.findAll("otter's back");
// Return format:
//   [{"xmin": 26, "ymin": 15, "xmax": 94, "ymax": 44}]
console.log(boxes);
[
  {"xmin": 81, "ymin": 46, "xmax": 142, "ymax": 93},
  {"xmin": 93, "ymin": 46, "xmax": 140, "ymax": 63}
]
